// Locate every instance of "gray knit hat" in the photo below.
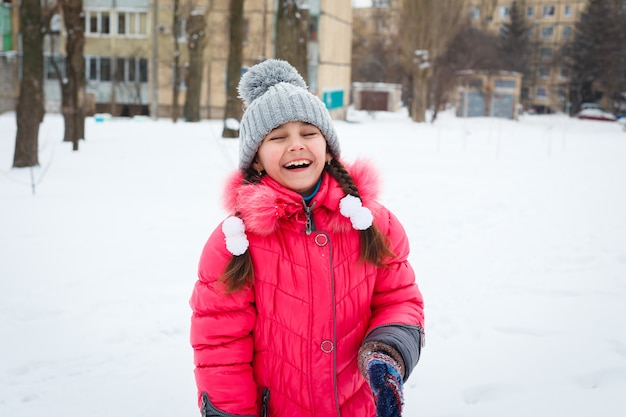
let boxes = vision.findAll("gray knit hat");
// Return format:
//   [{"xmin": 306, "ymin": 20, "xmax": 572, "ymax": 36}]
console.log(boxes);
[{"xmin": 237, "ymin": 59, "xmax": 340, "ymax": 171}]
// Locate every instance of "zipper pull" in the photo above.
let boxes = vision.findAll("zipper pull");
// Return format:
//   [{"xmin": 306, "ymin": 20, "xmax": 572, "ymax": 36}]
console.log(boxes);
[{"xmin": 303, "ymin": 201, "xmax": 316, "ymax": 235}]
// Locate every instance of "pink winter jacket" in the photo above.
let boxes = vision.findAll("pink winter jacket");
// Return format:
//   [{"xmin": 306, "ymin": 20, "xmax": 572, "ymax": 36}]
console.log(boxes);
[{"xmin": 190, "ymin": 160, "xmax": 424, "ymax": 417}]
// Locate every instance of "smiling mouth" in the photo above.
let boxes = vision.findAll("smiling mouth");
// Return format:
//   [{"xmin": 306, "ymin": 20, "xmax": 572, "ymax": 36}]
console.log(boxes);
[{"xmin": 284, "ymin": 159, "xmax": 311, "ymax": 170}]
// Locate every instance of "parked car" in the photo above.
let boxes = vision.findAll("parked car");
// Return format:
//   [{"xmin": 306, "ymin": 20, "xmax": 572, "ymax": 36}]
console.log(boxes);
[
  {"xmin": 581, "ymin": 102, "xmax": 601, "ymax": 110},
  {"xmin": 576, "ymin": 108, "xmax": 617, "ymax": 122}
]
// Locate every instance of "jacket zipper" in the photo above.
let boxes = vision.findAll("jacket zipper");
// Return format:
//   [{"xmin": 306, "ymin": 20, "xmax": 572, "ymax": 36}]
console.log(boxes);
[
  {"xmin": 303, "ymin": 201, "xmax": 316, "ymax": 235},
  {"xmin": 302, "ymin": 200, "xmax": 341, "ymax": 415},
  {"xmin": 329, "ymin": 239, "xmax": 341, "ymax": 417},
  {"xmin": 260, "ymin": 388, "xmax": 270, "ymax": 417}
]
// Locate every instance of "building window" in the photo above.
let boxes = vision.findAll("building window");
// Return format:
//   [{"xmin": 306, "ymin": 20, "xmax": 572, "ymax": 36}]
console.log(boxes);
[
  {"xmin": 543, "ymin": 5, "xmax": 555, "ymax": 17},
  {"xmin": 115, "ymin": 57, "xmax": 125, "ymax": 81},
  {"xmin": 87, "ymin": 56, "xmax": 148, "ymax": 83},
  {"xmin": 87, "ymin": 12, "xmax": 96, "ymax": 34},
  {"xmin": 138, "ymin": 58, "xmax": 148, "ymax": 83},
  {"xmin": 495, "ymin": 79, "xmax": 516, "ymax": 89},
  {"xmin": 540, "ymin": 47, "xmax": 552, "ymax": 60},
  {"xmin": 541, "ymin": 26, "xmax": 554, "ymax": 38},
  {"xmin": 499, "ymin": 6, "xmax": 511, "ymax": 18},
  {"xmin": 118, "ymin": 13, "xmax": 126, "ymax": 35},
  {"xmin": 564, "ymin": 5, "xmax": 572, "ymax": 17},
  {"xmin": 373, "ymin": 0, "xmax": 390, "ymax": 7},
  {"xmin": 100, "ymin": 57, "xmax": 111, "ymax": 81},
  {"xmin": 467, "ymin": 78, "xmax": 483, "ymax": 89},
  {"xmin": 536, "ymin": 87, "xmax": 547, "ymax": 98},
  {"xmin": 562, "ymin": 26, "xmax": 572, "ymax": 39},
  {"xmin": 527, "ymin": 6, "xmax": 534, "ymax": 17},
  {"xmin": 538, "ymin": 67, "xmax": 550, "ymax": 79},
  {"xmin": 88, "ymin": 56, "xmax": 98, "ymax": 80},
  {"xmin": 85, "ymin": 11, "xmax": 111, "ymax": 35},
  {"xmin": 117, "ymin": 11, "xmax": 148, "ymax": 36},
  {"xmin": 521, "ymin": 87, "xmax": 530, "ymax": 99},
  {"xmin": 87, "ymin": 9, "xmax": 148, "ymax": 37},
  {"xmin": 87, "ymin": 11, "xmax": 111, "ymax": 35},
  {"xmin": 560, "ymin": 67, "xmax": 569, "ymax": 78}
]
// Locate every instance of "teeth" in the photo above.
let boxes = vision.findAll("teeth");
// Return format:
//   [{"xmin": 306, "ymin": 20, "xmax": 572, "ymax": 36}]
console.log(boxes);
[{"xmin": 285, "ymin": 160, "xmax": 310, "ymax": 168}]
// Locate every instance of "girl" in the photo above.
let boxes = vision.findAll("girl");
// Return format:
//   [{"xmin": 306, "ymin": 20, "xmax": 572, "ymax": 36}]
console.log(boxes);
[{"xmin": 190, "ymin": 59, "xmax": 424, "ymax": 417}]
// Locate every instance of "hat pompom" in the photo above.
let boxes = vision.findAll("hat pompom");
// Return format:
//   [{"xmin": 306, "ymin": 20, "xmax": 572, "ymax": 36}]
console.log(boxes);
[
  {"xmin": 222, "ymin": 216, "xmax": 249, "ymax": 256},
  {"xmin": 238, "ymin": 59, "xmax": 307, "ymax": 106},
  {"xmin": 340, "ymin": 194, "xmax": 373, "ymax": 230}
]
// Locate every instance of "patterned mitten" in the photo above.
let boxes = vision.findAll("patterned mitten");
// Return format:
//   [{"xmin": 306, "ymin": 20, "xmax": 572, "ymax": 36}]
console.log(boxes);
[{"xmin": 364, "ymin": 351, "xmax": 404, "ymax": 417}]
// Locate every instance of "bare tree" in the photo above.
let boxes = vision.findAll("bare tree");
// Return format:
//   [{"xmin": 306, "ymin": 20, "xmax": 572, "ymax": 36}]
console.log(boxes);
[
  {"xmin": 352, "ymin": 6, "xmax": 403, "ymax": 84},
  {"xmin": 14, "ymin": 0, "xmax": 45, "ymax": 167},
  {"xmin": 275, "ymin": 0, "xmax": 308, "ymax": 82},
  {"xmin": 184, "ymin": 12, "xmax": 207, "ymax": 122},
  {"xmin": 399, "ymin": 0, "xmax": 467, "ymax": 122},
  {"xmin": 431, "ymin": 25, "xmax": 502, "ymax": 121},
  {"xmin": 222, "ymin": 0, "xmax": 244, "ymax": 138},
  {"xmin": 44, "ymin": 0, "xmax": 85, "ymax": 150},
  {"xmin": 60, "ymin": 0, "xmax": 86, "ymax": 150},
  {"xmin": 172, "ymin": 0, "xmax": 182, "ymax": 122}
]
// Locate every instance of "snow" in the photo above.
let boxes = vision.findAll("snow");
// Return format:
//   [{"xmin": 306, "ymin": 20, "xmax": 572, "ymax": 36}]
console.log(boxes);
[
  {"xmin": 225, "ymin": 117, "xmax": 240, "ymax": 130},
  {"xmin": 1, "ymin": 108, "xmax": 626, "ymax": 417}
]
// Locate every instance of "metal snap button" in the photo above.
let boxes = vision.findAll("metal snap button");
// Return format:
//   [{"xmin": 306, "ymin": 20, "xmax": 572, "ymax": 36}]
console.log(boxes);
[
  {"xmin": 320, "ymin": 340, "xmax": 334, "ymax": 353},
  {"xmin": 315, "ymin": 233, "xmax": 328, "ymax": 246}
]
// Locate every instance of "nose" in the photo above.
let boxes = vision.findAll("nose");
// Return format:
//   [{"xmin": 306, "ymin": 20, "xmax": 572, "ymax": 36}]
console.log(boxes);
[{"xmin": 287, "ymin": 135, "xmax": 306, "ymax": 151}]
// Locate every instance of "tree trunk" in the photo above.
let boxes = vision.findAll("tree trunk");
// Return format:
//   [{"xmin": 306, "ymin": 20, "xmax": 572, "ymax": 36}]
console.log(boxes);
[
  {"xmin": 172, "ymin": 0, "xmax": 181, "ymax": 122},
  {"xmin": 400, "ymin": 0, "xmax": 466, "ymax": 123},
  {"xmin": 61, "ymin": 0, "xmax": 86, "ymax": 150},
  {"xmin": 222, "ymin": 0, "xmax": 244, "ymax": 138},
  {"xmin": 412, "ymin": 68, "xmax": 429, "ymax": 123},
  {"xmin": 275, "ymin": 0, "xmax": 308, "ymax": 83},
  {"xmin": 14, "ymin": 0, "xmax": 45, "ymax": 168},
  {"xmin": 184, "ymin": 14, "xmax": 206, "ymax": 122}
]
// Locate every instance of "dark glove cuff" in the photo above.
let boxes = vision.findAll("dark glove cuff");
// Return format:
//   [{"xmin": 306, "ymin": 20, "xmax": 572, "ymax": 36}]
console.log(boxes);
[{"xmin": 358, "ymin": 341, "xmax": 405, "ymax": 379}]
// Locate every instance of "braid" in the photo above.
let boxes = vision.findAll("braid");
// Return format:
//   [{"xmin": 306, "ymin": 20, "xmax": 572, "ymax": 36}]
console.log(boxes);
[
  {"xmin": 325, "ymin": 159, "xmax": 395, "ymax": 266},
  {"xmin": 221, "ymin": 251, "xmax": 254, "ymax": 293},
  {"xmin": 326, "ymin": 159, "xmax": 360, "ymax": 197},
  {"xmin": 220, "ymin": 171, "xmax": 259, "ymax": 293}
]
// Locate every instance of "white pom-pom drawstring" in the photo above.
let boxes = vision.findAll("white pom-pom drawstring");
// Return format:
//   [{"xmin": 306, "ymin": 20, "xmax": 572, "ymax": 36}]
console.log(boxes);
[
  {"xmin": 222, "ymin": 216, "xmax": 249, "ymax": 256},
  {"xmin": 339, "ymin": 195, "xmax": 373, "ymax": 230}
]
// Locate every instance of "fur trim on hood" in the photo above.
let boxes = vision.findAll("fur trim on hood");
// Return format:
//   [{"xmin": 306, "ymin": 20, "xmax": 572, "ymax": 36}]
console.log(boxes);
[{"xmin": 221, "ymin": 159, "xmax": 382, "ymax": 236}]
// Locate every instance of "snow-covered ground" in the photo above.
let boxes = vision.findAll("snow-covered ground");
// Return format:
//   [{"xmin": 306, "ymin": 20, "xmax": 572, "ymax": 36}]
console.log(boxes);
[{"xmin": 1, "ymin": 108, "xmax": 625, "ymax": 417}]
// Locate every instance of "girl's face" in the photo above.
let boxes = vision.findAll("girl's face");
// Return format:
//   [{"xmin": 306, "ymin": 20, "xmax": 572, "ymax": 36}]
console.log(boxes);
[{"xmin": 253, "ymin": 121, "xmax": 330, "ymax": 196}]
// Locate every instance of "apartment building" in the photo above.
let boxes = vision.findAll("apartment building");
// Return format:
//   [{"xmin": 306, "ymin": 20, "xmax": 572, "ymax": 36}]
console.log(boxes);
[
  {"xmin": 468, "ymin": 0, "xmax": 587, "ymax": 113},
  {"xmin": 2, "ymin": 0, "xmax": 352, "ymax": 120},
  {"xmin": 0, "ymin": 0, "xmax": 12, "ymax": 51},
  {"xmin": 354, "ymin": 0, "xmax": 589, "ymax": 114},
  {"xmin": 0, "ymin": 0, "xmax": 16, "ymax": 113}
]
